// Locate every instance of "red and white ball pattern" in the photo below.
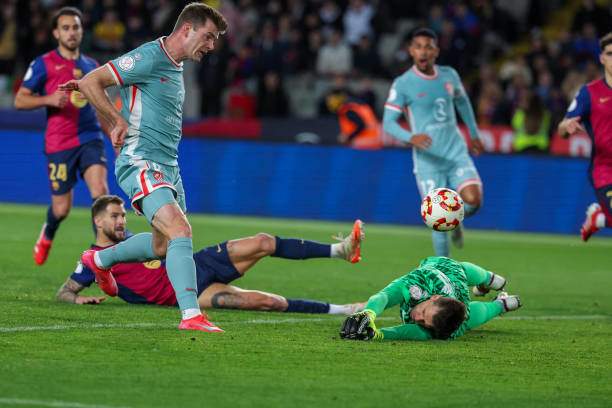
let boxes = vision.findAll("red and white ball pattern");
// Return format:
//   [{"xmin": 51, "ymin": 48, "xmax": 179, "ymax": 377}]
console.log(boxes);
[{"xmin": 420, "ymin": 188, "xmax": 465, "ymax": 231}]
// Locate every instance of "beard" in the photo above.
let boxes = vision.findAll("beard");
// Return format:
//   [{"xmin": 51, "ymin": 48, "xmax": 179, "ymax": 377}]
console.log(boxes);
[
  {"xmin": 103, "ymin": 227, "xmax": 126, "ymax": 244},
  {"xmin": 60, "ymin": 38, "xmax": 80, "ymax": 52}
]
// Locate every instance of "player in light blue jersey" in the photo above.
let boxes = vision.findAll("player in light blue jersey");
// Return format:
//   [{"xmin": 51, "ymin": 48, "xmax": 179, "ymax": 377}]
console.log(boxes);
[
  {"xmin": 383, "ymin": 28, "xmax": 485, "ymax": 257},
  {"xmin": 60, "ymin": 3, "xmax": 229, "ymax": 332}
]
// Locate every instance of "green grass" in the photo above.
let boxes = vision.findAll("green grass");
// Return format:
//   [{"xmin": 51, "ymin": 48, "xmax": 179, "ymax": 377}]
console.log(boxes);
[{"xmin": 0, "ymin": 203, "xmax": 611, "ymax": 408}]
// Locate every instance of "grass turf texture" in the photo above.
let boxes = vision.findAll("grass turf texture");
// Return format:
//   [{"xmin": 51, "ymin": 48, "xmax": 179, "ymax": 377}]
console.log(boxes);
[{"xmin": 0, "ymin": 203, "xmax": 611, "ymax": 408}]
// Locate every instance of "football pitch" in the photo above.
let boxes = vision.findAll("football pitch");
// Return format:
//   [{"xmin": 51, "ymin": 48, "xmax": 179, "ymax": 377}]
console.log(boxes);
[{"xmin": 0, "ymin": 203, "xmax": 611, "ymax": 408}]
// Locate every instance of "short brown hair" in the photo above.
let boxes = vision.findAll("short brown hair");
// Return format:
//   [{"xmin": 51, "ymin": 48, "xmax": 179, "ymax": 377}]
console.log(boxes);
[
  {"xmin": 430, "ymin": 297, "xmax": 467, "ymax": 340},
  {"xmin": 173, "ymin": 2, "xmax": 228, "ymax": 34},
  {"xmin": 52, "ymin": 6, "xmax": 83, "ymax": 29},
  {"xmin": 600, "ymin": 32, "xmax": 612, "ymax": 51},
  {"xmin": 92, "ymin": 195, "xmax": 124, "ymax": 220}
]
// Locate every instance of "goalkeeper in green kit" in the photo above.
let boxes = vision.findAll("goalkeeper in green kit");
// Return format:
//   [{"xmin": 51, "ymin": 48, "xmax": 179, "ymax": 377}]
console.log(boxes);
[{"xmin": 340, "ymin": 257, "xmax": 521, "ymax": 341}]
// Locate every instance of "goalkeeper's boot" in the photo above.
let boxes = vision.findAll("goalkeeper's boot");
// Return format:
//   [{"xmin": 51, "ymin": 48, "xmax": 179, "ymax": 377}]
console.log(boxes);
[
  {"xmin": 451, "ymin": 224, "xmax": 464, "ymax": 249},
  {"xmin": 33, "ymin": 224, "xmax": 52, "ymax": 266},
  {"xmin": 81, "ymin": 249, "xmax": 118, "ymax": 297},
  {"xmin": 581, "ymin": 203, "xmax": 603, "ymax": 242},
  {"xmin": 333, "ymin": 219, "xmax": 365, "ymax": 263},
  {"xmin": 179, "ymin": 314, "xmax": 224, "ymax": 332},
  {"xmin": 472, "ymin": 273, "xmax": 506, "ymax": 297},
  {"xmin": 494, "ymin": 291, "xmax": 522, "ymax": 312}
]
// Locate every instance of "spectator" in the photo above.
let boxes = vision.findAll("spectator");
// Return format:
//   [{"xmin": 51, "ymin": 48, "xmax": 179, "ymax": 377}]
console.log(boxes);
[
  {"xmin": 92, "ymin": 9, "xmax": 125, "ymax": 53},
  {"xmin": 572, "ymin": 23, "xmax": 601, "ymax": 63},
  {"xmin": 572, "ymin": 0, "xmax": 611, "ymax": 37},
  {"xmin": 319, "ymin": 1, "xmax": 342, "ymax": 39},
  {"xmin": 352, "ymin": 35, "xmax": 381, "ymax": 77},
  {"xmin": 512, "ymin": 92, "xmax": 551, "ymax": 153},
  {"xmin": 316, "ymin": 28, "xmax": 352, "ymax": 77},
  {"xmin": 256, "ymin": 71, "xmax": 289, "ymax": 117},
  {"xmin": 0, "ymin": 3, "xmax": 17, "ymax": 76},
  {"xmin": 254, "ymin": 20, "xmax": 284, "ymax": 75},
  {"xmin": 199, "ymin": 36, "xmax": 232, "ymax": 117},
  {"xmin": 343, "ymin": 0, "xmax": 374, "ymax": 46}
]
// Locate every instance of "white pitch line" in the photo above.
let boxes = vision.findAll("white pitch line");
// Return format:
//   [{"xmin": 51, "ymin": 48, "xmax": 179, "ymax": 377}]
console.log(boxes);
[
  {"xmin": 0, "ymin": 315, "xmax": 610, "ymax": 333},
  {"xmin": 0, "ymin": 398, "xmax": 131, "ymax": 408}
]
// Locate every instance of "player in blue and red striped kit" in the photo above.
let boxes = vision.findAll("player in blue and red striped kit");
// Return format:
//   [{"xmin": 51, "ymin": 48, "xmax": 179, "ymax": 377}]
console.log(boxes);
[
  {"xmin": 15, "ymin": 7, "xmax": 109, "ymax": 265},
  {"xmin": 558, "ymin": 32, "xmax": 612, "ymax": 241}
]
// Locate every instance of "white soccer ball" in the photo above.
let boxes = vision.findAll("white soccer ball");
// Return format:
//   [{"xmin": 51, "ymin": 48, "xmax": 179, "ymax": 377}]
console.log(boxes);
[{"xmin": 420, "ymin": 188, "xmax": 465, "ymax": 231}]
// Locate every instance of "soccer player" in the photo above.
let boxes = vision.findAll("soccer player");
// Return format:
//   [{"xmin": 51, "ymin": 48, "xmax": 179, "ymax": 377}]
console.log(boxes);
[
  {"xmin": 558, "ymin": 32, "xmax": 612, "ymax": 241},
  {"xmin": 59, "ymin": 3, "xmax": 229, "ymax": 332},
  {"xmin": 14, "ymin": 7, "xmax": 109, "ymax": 265},
  {"xmin": 56, "ymin": 195, "xmax": 364, "ymax": 317},
  {"xmin": 382, "ymin": 28, "xmax": 485, "ymax": 257},
  {"xmin": 340, "ymin": 256, "xmax": 521, "ymax": 341}
]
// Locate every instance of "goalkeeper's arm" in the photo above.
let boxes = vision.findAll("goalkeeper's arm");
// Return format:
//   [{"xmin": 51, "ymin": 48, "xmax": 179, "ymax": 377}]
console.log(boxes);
[{"xmin": 340, "ymin": 276, "xmax": 407, "ymax": 340}]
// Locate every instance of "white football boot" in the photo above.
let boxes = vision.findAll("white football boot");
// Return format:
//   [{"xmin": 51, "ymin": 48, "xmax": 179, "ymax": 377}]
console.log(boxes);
[
  {"xmin": 494, "ymin": 291, "xmax": 522, "ymax": 312},
  {"xmin": 472, "ymin": 273, "xmax": 507, "ymax": 296}
]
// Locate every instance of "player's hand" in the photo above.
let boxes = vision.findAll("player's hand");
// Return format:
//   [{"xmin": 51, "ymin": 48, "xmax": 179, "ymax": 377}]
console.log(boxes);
[
  {"xmin": 110, "ymin": 119, "xmax": 129, "ymax": 148},
  {"xmin": 58, "ymin": 79, "xmax": 80, "ymax": 92},
  {"xmin": 561, "ymin": 117, "xmax": 585, "ymax": 137},
  {"xmin": 340, "ymin": 310, "xmax": 380, "ymax": 340},
  {"xmin": 75, "ymin": 295, "xmax": 106, "ymax": 305},
  {"xmin": 409, "ymin": 133, "xmax": 432, "ymax": 150},
  {"xmin": 469, "ymin": 138, "xmax": 485, "ymax": 156},
  {"xmin": 46, "ymin": 89, "xmax": 69, "ymax": 109}
]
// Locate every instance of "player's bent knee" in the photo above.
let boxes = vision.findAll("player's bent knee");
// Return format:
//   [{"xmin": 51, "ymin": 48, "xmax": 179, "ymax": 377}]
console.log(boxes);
[{"xmin": 255, "ymin": 233, "xmax": 276, "ymax": 254}]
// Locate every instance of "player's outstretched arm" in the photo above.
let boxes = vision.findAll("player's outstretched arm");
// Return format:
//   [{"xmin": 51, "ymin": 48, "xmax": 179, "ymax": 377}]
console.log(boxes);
[
  {"xmin": 56, "ymin": 277, "xmax": 106, "ymax": 305},
  {"xmin": 557, "ymin": 117, "xmax": 585, "ymax": 138},
  {"xmin": 379, "ymin": 323, "xmax": 432, "ymax": 341}
]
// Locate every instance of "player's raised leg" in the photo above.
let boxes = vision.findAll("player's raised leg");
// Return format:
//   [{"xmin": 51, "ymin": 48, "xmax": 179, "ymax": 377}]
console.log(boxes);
[
  {"xmin": 198, "ymin": 283, "xmax": 364, "ymax": 315},
  {"xmin": 225, "ymin": 221, "xmax": 364, "ymax": 274}
]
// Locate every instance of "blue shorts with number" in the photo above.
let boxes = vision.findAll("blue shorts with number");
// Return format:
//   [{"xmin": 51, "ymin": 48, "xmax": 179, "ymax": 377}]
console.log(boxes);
[
  {"xmin": 194, "ymin": 242, "xmax": 242, "ymax": 295},
  {"xmin": 45, "ymin": 140, "xmax": 107, "ymax": 195},
  {"xmin": 414, "ymin": 155, "xmax": 482, "ymax": 197}
]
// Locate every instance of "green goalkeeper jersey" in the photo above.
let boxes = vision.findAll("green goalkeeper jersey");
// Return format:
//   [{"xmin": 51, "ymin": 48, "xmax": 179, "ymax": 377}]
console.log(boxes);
[{"xmin": 365, "ymin": 256, "xmax": 471, "ymax": 340}]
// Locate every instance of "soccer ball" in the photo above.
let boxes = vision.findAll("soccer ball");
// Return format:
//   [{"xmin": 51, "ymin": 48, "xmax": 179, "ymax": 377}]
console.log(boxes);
[{"xmin": 420, "ymin": 188, "xmax": 464, "ymax": 231}]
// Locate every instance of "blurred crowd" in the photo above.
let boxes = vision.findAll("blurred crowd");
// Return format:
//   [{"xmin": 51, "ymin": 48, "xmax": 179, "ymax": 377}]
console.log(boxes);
[{"xmin": 0, "ymin": 0, "xmax": 610, "ymax": 147}]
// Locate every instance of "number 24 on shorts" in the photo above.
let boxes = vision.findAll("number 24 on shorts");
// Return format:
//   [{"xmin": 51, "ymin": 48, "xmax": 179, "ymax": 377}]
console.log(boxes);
[{"xmin": 48, "ymin": 163, "xmax": 67, "ymax": 182}]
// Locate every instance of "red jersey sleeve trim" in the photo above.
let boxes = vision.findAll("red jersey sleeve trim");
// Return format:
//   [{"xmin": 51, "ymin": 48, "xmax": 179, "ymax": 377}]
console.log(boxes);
[{"xmin": 106, "ymin": 61, "xmax": 123, "ymax": 85}]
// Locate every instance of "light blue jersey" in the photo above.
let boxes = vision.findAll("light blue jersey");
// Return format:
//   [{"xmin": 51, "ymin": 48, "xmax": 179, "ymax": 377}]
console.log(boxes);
[
  {"xmin": 383, "ymin": 65, "xmax": 482, "ymax": 200},
  {"xmin": 383, "ymin": 65, "xmax": 480, "ymax": 173},
  {"xmin": 107, "ymin": 38, "xmax": 185, "ymax": 166}
]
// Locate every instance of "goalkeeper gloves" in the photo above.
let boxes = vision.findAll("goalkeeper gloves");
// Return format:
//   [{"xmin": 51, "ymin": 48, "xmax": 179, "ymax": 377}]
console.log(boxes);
[{"xmin": 339, "ymin": 310, "xmax": 382, "ymax": 341}]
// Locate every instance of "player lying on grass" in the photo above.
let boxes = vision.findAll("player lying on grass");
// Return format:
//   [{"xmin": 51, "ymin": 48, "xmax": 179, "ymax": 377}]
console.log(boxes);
[
  {"xmin": 57, "ymin": 195, "xmax": 365, "ymax": 316},
  {"xmin": 340, "ymin": 256, "xmax": 521, "ymax": 341}
]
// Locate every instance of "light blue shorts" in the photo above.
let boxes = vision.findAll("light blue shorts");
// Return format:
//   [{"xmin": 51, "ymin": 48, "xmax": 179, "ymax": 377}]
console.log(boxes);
[
  {"xmin": 115, "ymin": 157, "xmax": 186, "ymax": 223},
  {"xmin": 414, "ymin": 157, "xmax": 482, "ymax": 197}
]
